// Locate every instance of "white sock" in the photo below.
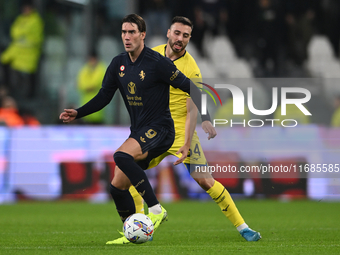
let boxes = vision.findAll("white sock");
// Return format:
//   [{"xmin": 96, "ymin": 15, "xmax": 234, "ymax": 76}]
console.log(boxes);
[
  {"xmin": 148, "ymin": 204, "xmax": 162, "ymax": 214},
  {"xmin": 237, "ymin": 223, "xmax": 249, "ymax": 232}
]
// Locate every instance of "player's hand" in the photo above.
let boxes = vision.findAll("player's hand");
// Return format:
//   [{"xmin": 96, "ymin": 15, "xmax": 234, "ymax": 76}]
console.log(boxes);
[
  {"xmin": 202, "ymin": 120, "xmax": 217, "ymax": 140},
  {"xmin": 59, "ymin": 109, "xmax": 78, "ymax": 123},
  {"xmin": 174, "ymin": 144, "xmax": 190, "ymax": 165}
]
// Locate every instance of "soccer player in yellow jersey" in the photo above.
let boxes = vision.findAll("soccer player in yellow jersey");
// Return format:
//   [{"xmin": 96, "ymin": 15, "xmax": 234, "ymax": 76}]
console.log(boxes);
[{"xmin": 107, "ymin": 16, "xmax": 260, "ymax": 244}]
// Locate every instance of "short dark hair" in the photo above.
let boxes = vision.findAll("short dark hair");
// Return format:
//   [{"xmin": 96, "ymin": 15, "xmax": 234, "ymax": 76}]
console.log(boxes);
[
  {"xmin": 122, "ymin": 14, "xmax": 146, "ymax": 33},
  {"xmin": 171, "ymin": 16, "xmax": 193, "ymax": 30}
]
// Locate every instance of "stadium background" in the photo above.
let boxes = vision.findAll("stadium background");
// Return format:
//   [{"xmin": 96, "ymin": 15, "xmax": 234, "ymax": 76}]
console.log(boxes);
[{"xmin": 0, "ymin": 0, "xmax": 339, "ymax": 203}]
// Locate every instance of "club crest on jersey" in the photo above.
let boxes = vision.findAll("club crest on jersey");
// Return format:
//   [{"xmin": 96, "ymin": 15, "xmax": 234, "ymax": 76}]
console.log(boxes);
[
  {"xmin": 139, "ymin": 70, "xmax": 145, "ymax": 81},
  {"xmin": 128, "ymin": 82, "xmax": 136, "ymax": 94},
  {"xmin": 119, "ymin": 65, "xmax": 125, "ymax": 77}
]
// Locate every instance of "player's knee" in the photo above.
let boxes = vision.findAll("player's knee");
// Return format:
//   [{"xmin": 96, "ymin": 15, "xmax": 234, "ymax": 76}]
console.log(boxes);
[
  {"xmin": 113, "ymin": 151, "xmax": 135, "ymax": 189},
  {"xmin": 113, "ymin": 151, "xmax": 133, "ymax": 168}
]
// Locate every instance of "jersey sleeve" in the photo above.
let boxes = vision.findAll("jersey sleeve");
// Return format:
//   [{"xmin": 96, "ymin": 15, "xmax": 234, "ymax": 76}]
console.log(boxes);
[
  {"xmin": 76, "ymin": 59, "xmax": 118, "ymax": 119},
  {"xmin": 156, "ymin": 57, "xmax": 211, "ymax": 122}
]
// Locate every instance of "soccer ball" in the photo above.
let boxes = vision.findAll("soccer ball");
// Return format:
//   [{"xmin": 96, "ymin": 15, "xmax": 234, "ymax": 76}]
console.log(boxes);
[{"xmin": 123, "ymin": 213, "xmax": 154, "ymax": 244}]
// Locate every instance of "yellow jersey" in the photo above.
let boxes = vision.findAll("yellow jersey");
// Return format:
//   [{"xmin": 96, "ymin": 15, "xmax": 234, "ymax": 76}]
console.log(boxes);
[
  {"xmin": 152, "ymin": 44, "xmax": 202, "ymax": 131},
  {"xmin": 149, "ymin": 44, "xmax": 207, "ymax": 169}
]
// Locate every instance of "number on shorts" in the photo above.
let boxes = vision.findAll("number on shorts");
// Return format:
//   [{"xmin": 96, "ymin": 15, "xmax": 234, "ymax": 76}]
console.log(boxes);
[{"xmin": 194, "ymin": 143, "xmax": 201, "ymax": 156}]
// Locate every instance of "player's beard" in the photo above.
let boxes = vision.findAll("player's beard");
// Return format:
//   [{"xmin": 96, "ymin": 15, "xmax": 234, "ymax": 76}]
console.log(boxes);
[{"xmin": 169, "ymin": 39, "xmax": 185, "ymax": 53}]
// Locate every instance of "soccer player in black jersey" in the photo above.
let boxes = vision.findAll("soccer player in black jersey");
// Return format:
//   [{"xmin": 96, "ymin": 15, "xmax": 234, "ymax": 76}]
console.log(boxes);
[{"xmin": 59, "ymin": 14, "xmax": 216, "ymax": 240}]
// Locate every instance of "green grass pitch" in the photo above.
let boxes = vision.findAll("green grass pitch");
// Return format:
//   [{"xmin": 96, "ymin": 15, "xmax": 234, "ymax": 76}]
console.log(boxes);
[{"xmin": 1, "ymin": 199, "xmax": 339, "ymax": 254}]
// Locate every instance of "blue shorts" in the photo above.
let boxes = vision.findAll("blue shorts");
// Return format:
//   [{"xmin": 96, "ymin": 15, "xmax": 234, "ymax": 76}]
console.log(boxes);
[{"xmin": 129, "ymin": 126, "xmax": 175, "ymax": 170}]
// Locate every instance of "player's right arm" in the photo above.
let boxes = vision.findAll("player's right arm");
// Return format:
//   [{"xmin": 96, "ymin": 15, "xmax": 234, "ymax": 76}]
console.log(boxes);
[{"xmin": 76, "ymin": 60, "xmax": 118, "ymax": 119}]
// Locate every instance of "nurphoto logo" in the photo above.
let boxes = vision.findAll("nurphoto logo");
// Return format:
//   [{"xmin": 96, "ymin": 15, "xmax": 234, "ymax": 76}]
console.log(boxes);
[{"xmin": 200, "ymin": 84, "xmax": 311, "ymax": 128}]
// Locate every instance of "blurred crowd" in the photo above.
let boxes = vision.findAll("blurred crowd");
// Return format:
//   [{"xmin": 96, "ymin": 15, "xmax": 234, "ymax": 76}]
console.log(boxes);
[
  {"xmin": 138, "ymin": 0, "xmax": 339, "ymax": 77},
  {"xmin": 0, "ymin": 0, "xmax": 340, "ymax": 126}
]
